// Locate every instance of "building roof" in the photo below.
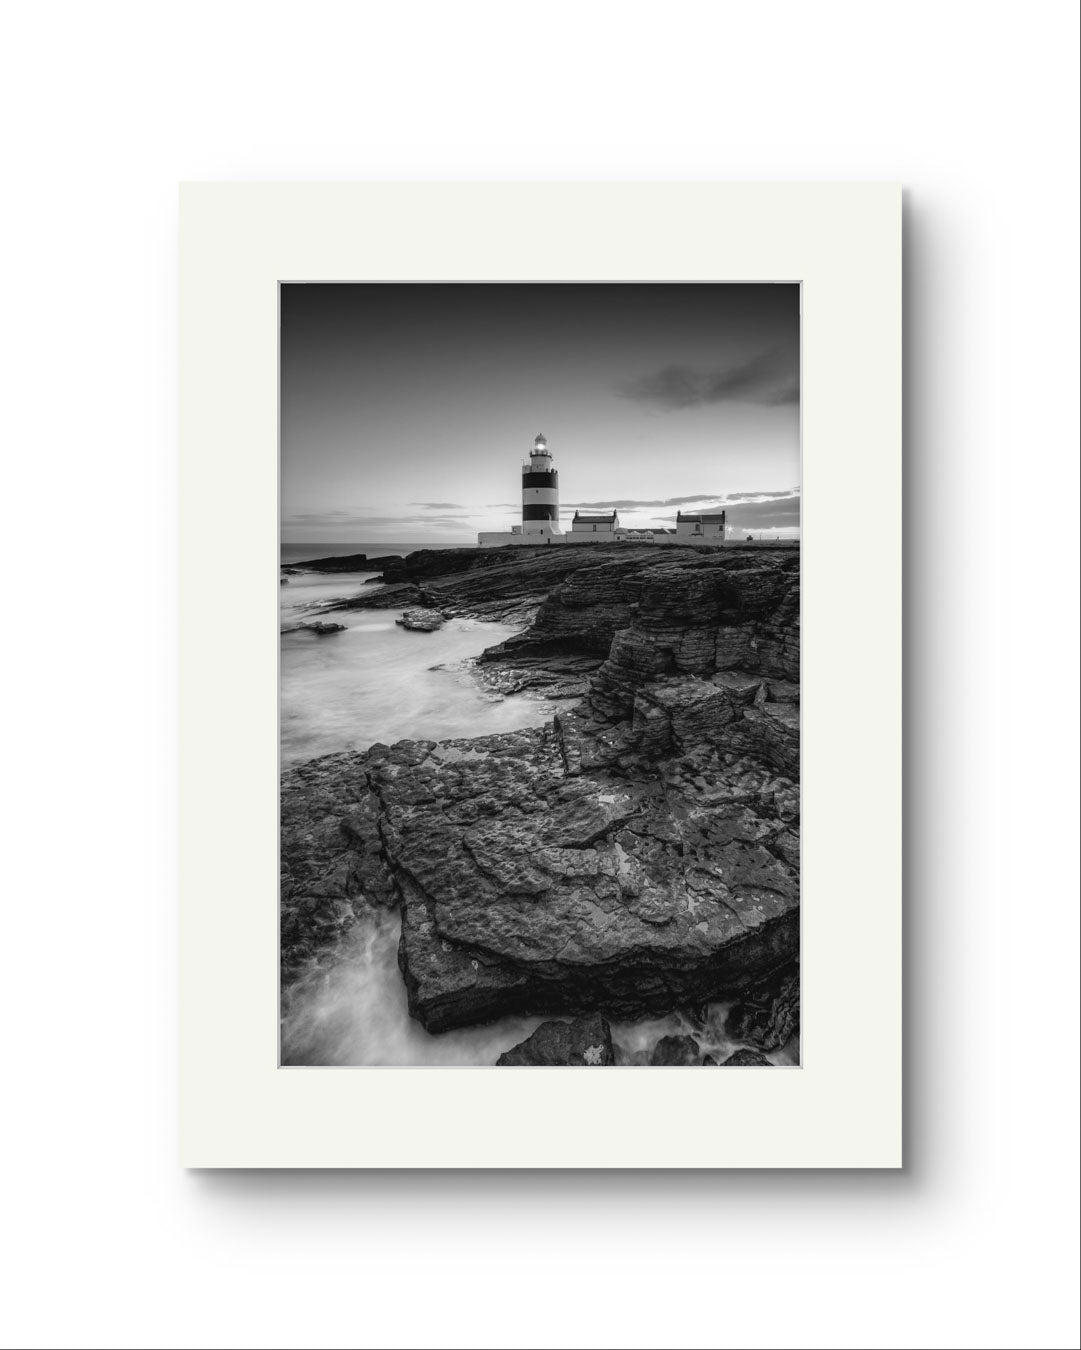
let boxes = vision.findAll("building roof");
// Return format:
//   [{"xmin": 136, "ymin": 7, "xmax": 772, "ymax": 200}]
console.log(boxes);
[
  {"xmin": 676, "ymin": 510, "xmax": 727, "ymax": 523},
  {"xmin": 573, "ymin": 511, "xmax": 619, "ymax": 523}
]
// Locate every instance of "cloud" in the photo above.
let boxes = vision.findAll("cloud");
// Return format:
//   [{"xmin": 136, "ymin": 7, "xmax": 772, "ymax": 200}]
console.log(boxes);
[
  {"xmin": 641, "ymin": 491, "xmax": 801, "ymax": 532},
  {"xmin": 409, "ymin": 501, "xmax": 466, "ymax": 510},
  {"xmin": 720, "ymin": 496, "xmax": 802, "ymax": 532},
  {"xmin": 285, "ymin": 510, "xmax": 471, "ymax": 528},
  {"xmin": 564, "ymin": 494, "xmax": 726, "ymax": 510},
  {"xmin": 287, "ymin": 510, "xmax": 358, "ymax": 522},
  {"xmin": 616, "ymin": 347, "xmax": 799, "ymax": 411},
  {"xmin": 721, "ymin": 489, "xmax": 800, "ymax": 502}
]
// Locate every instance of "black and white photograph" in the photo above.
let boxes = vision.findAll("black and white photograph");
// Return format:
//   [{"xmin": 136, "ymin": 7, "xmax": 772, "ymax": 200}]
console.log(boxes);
[{"xmin": 279, "ymin": 282, "xmax": 801, "ymax": 1067}]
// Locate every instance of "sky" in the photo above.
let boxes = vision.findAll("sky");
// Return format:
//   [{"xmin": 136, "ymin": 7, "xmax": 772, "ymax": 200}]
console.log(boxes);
[{"xmin": 281, "ymin": 283, "xmax": 800, "ymax": 544}]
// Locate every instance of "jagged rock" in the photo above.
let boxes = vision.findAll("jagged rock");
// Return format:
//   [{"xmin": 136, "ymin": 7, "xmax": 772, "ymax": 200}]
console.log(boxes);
[
  {"xmin": 396, "ymin": 608, "xmax": 446, "ymax": 632},
  {"xmin": 650, "ymin": 1034, "xmax": 713, "ymax": 1066},
  {"xmin": 725, "ymin": 965, "xmax": 799, "ymax": 1050},
  {"xmin": 634, "ymin": 680, "xmax": 739, "ymax": 754},
  {"xmin": 721, "ymin": 1048, "xmax": 775, "ymax": 1066},
  {"xmin": 743, "ymin": 703, "xmax": 800, "ymax": 778},
  {"xmin": 586, "ymin": 555, "xmax": 800, "ymax": 720},
  {"xmin": 496, "ymin": 1014, "xmax": 615, "ymax": 1066},
  {"xmin": 765, "ymin": 679, "xmax": 800, "ymax": 704},
  {"xmin": 281, "ymin": 621, "xmax": 347, "ymax": 636}
]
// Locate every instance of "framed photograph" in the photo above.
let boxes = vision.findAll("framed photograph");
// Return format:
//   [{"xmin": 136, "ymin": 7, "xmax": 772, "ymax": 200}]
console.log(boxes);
[{"xmin": 180, "ymin": 183, "xmax": 901, "ymax": 1167}]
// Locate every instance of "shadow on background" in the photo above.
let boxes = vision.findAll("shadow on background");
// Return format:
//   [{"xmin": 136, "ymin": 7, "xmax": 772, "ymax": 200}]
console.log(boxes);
[{"xmin": 194, "ymin": 195, "xmax": 936, "ymax": 1201}]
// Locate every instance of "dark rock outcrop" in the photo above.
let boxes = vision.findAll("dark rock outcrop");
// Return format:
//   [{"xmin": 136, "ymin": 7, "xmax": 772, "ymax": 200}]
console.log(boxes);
[
  {"xmin": 281, "ymin": 621, "xmax": 347, "ymax": 636},
  {"xmin": 721, "ymin": 1048, "xmax": 775, "ymax": 1066},
  {"xmin": 650, "ymin": 1034, "xmax": 715, "ymax": 1066},
  {"xmin": 287, "ymin": 553, "xmax": 404, "ymax": 573},
  {"xmin": 378, "ymin": 727, "xmax": 797, "ymax": 1032},
  {"xmin": 287, "ymin": 553, "xmax": 370, "ymax": 571},
  {"xmin": 329, "ymin": 544, "xmax": 689, "ymax": 627},
  {"xmin": 281, "ymin": 545, "xmax": 801, "ymax": 1037},
  {"xmin": 496, "ymin": 1014, "xmax": 615, "ymax": 1066},
  {"xmin": 396, "ymin": 608, "xmax": 446, "ymax": 632},
  {"xmin": 725, "ymin": 964, "xmax": 800, "ymax": 1051}
]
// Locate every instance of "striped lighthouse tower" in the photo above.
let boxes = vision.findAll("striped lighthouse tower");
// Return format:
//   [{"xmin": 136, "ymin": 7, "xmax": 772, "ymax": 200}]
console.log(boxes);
[{"xmin": 521, "ymin": 433, "xmax": 562, "ymax": 538}]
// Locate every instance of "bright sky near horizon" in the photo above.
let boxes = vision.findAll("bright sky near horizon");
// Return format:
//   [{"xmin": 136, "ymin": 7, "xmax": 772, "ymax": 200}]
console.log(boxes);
[{"xmin": 281, "ymin": 283, "xmax": 800, "ymax": 543}]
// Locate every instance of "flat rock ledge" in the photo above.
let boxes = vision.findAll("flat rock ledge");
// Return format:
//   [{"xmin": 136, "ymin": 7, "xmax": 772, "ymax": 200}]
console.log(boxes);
[{"xmin": 281, "ymin": 718, "xmax": 799, "ymax": 1031}]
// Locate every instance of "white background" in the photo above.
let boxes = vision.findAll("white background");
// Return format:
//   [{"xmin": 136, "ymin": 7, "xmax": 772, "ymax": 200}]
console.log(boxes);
[{"xmin": 2, "ymin": 2, "xmax": 1077, "ymax": 1348}]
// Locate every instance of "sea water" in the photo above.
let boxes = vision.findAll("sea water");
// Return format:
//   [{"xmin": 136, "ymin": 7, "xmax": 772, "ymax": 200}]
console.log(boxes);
[
  {"xmin": 281, "ymin": 568, "xmax": 559, "ymax": 767},
  {"xmin": 281, "ymin": 911, "xmax": 547, "ymax": 1066}
]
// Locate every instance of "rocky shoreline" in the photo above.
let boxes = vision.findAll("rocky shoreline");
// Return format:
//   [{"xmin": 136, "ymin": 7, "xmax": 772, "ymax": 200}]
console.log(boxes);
[{"xmin": 281, "ymin": 543, "xmax": 800, "ymax": 1064}]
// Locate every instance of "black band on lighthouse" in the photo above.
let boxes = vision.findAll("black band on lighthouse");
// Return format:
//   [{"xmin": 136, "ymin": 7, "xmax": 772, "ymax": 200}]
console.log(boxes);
[
  {"xmin": 522, "ymin": 504, "xmax": 558, "ymax": 521},
  {"xmin": 521, "ymin": 470, "xmax": 559, "ymax": 489}
]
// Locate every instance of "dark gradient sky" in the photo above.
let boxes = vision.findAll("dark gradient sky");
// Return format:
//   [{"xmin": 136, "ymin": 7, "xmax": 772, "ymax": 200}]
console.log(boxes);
[{"xmin": 281, "ymin": 283, "xmax": 800, "ymax": 542}]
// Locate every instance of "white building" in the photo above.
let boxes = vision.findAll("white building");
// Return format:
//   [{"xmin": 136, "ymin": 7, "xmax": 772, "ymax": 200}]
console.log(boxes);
[
  {"xmin": 675, "ymin": 509, "xmax": 728, "ymax": 542},
  {"xmin": 570, "ymin": 509, "xmax": 619, "ymax": 535},
  {"xmin": 477, "ymin": 436, "xmax": 728, "ymax": 548}
]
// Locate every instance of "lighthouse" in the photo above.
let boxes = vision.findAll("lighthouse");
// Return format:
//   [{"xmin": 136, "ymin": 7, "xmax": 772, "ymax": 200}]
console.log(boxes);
[
  {"xmin": 521, "ymin": 433, "xmax": 562, "ymax": 537},
  {"xmin": 477, "ymin": 430, "xmax": 727, "ymax": 548}
]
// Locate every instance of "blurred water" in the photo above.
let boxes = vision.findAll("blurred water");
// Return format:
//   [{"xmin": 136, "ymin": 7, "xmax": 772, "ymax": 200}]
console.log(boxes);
[
  {"xmin": 280, "ymin": 568, "xmax": 559, "ymax": 767},
  {"xmin": 609, "ymin": 1008, "xmax": 800, "ymax": 1067},
  {"xmin": 281, "ymin": 912, "xmax": 546, "ymax": 1066}
]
